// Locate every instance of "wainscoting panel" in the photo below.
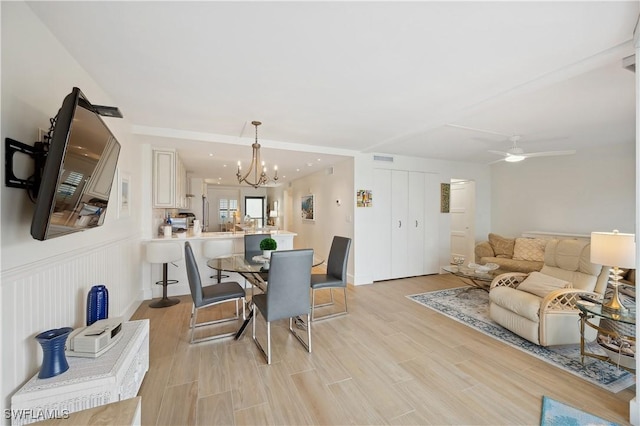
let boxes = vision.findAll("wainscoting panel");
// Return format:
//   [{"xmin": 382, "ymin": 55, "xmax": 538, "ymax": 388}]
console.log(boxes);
[{"xmin": 1, "ymin": 234, "xmax": 143, "ymax": 415}]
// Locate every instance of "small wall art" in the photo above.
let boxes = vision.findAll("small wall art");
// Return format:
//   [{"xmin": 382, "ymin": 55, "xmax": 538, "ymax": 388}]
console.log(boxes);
[
  {"xmin": 301, "ymin": 194, "xmax": 315, "ymax": 221},
  {"xmin": 440, "ymin": 183, "xmax": 450, "ymax": 213},
  {"xmin": 357, "ymin": 190, "xmax": 372, "ymax": 207}
]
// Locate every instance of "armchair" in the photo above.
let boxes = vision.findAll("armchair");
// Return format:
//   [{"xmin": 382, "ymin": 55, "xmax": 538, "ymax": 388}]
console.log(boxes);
[{"xmin": 489, "ymin": 239, "xmax": 609, "ymax": 347}]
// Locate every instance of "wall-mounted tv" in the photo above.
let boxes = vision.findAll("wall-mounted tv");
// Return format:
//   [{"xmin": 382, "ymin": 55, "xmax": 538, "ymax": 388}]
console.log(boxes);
[{"xmin": 30, "ymin": 87, "xmax": 121, "ymax": 240}]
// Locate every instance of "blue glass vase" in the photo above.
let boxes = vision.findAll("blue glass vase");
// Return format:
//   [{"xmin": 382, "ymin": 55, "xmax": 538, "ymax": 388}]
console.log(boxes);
[
  {"xmin": 87, "ymin": 285, "xmax": 109, "ymax": 326},
  {"xmin": 35, "ymin": 327, "xmax": 73, "ymax": 379}
]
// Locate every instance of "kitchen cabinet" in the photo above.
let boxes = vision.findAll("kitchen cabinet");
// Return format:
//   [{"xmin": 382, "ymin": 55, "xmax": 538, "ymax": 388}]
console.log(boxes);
[
  {"xmin": 152, "ymin": 149, "xmax": 188, "ymax": 209},
  {"xmin": 373, "ymin": 169, "xmax": 439, "ymax": 281}
]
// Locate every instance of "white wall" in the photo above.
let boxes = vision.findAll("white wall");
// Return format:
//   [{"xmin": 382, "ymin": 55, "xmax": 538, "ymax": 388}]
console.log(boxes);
[
  {"xmin": 1, "ymin": 2, "xmax": 144, "ymax": 417},
  {"xmin": 286, "ymin": 159, "xmax": 355, "ymax": 280},
  {"xmin": 354, "ymin": 153, "xmax": 492, "ymax": 285},
  {"xmin": 490, "ymin": 142, "xmax": 636, "ymax": 236}
]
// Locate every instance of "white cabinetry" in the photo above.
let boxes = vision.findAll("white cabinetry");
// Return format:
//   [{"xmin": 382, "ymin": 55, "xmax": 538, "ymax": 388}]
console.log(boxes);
[
  {"xmin": 153, "ymin": 149, "xmax": 188, "ymax": 209},
  {"xmin": 374, "ymin": 169, "xmax": 439, "ymax": 281},
  {"xmin": 10, "ymin": 320, "xmax": 149, "ymax": 426}
]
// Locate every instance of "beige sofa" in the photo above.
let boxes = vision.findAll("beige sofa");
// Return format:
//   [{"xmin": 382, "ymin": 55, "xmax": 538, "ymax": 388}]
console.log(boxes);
[
  {"xmin": 489, "ymin": 239, "xmax": 609, "ymax": 347},
  {"xmin": 475, "ymin": 233, "xmax": 546, "ymax": 273}
]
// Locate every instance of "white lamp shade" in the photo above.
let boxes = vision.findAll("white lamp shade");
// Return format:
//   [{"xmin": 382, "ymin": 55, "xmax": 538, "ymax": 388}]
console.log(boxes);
[
  {"xmin": 269, "ymin": 211, "xmax": 278, "ymax": 218},
  {"xmin": 590, "ymin": 231, "xmax": 636, "ymax": 268}
]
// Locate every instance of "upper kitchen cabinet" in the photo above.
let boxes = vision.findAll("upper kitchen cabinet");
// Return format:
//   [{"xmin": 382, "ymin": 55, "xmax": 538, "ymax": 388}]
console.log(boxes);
[{"xmin": 152, "ymin": 149, "xmax": 189, "ymax": 209}]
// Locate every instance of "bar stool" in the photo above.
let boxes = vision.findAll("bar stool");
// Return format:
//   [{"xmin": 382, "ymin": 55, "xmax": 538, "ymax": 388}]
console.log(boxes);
[
  {"xmin": 146, "ymin": 241, "xmax": 182, "ymax": 308},
  {"xmin": 203, "ymin": 239, "xmax": 234, "ymax": 283}
]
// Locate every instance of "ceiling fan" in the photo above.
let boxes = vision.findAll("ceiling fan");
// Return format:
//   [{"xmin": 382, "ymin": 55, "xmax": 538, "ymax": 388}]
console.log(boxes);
[{"xmin": 445, "ymin": 124, "xmax": 576, "ymax": 163}]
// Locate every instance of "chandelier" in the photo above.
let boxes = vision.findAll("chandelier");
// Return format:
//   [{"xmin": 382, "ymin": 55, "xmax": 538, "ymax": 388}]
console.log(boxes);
[{"xmin": 236, "ymin": 121, "xmax": 278, "ymax": 188}]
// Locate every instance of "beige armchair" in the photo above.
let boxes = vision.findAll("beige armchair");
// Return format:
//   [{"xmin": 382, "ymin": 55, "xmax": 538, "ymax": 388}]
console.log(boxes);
[{"xmin": 489, "ymin": 239, "xmax": 609, "ymax": 347}]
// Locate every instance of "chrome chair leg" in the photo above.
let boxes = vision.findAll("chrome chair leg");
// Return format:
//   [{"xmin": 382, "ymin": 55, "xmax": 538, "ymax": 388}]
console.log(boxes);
[
  {"xmin": 311, "ymin": 288, "xmax": 348, "ymax": 321},
  {"xmin": 289, "ymin": 314, "xmax": 311, "ymax": 353},
  {"xmin": 190, "ymin": 297, "xmax": 245, "ymax": 344}
]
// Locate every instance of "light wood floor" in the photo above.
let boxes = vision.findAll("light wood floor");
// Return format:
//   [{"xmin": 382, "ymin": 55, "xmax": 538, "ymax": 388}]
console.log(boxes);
[{"xmin": 131, "ymin": 273, "xmax": 635, "ymax": 425}]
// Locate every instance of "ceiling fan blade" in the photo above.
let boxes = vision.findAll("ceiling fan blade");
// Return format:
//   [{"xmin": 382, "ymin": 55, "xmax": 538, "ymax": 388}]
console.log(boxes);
[
  {"xmin": 446, "ymin": 124, "xmax": 511, "ymax": 138},
  {"xmin": 488, "ymin": 150, "xmax": 508, "ymax": 157},
  {"xmin": 522, "ymin": 150, "xmax": 576, "ymax": 158}
]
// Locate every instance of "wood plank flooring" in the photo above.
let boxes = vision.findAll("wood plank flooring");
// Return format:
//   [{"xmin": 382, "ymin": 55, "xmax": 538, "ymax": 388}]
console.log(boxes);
[{"xmin": 131, "ymin": 273, "xmax": 635, "ymax": 425}]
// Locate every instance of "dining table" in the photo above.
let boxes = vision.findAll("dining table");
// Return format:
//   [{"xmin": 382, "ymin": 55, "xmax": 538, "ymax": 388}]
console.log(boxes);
[{"xmin": 207, "ymin": 252, "xmax": 324, "ymax": 339}]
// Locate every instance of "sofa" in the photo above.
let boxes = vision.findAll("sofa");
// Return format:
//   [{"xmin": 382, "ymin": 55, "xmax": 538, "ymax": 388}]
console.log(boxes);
[
  {"xmin": 489, "ymin": 239, "xmax": 609, "ymax": 346},
  {"xmin": 475, "ymin": 233, "xmax": 546, "ymax": 273}
]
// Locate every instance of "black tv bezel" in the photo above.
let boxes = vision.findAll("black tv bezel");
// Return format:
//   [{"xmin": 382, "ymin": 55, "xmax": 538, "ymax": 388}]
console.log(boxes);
[{"xmin": 30, "ymin": 87, "xmax": 120, "ymax": 241}]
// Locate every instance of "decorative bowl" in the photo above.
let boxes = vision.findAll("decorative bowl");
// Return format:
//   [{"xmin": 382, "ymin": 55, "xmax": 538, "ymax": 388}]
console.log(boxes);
[{"xmin": 468, "ymin": 262, "xmax": 499, "ymax": 273}]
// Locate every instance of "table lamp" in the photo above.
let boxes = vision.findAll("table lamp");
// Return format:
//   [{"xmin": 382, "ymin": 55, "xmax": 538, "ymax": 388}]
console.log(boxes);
[{"xmin": 590, "ymin": 230, "xmax": 636, "ymax": 312}]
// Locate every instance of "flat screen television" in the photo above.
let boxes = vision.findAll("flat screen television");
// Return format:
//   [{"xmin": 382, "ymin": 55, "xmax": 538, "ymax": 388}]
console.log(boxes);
[{"xmin": 31, "ymin": 87, "xmax": 121, "ymax": 240}]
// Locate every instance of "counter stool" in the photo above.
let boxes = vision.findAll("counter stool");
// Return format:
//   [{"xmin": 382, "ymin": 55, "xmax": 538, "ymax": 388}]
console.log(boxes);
[
  {"xmin": 146, "ymin": 241, "xmax": 182, "ymax": 308},
  {"xmin": 203, "ymin": 239, "xmax": 234, "ymax": 283}
]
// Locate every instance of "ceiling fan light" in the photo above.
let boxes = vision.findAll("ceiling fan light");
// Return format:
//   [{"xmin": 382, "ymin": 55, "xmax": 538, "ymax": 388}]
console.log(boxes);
[{"xmin": 505, "ymin": 154, "xmax": 525, "ymax": 162}]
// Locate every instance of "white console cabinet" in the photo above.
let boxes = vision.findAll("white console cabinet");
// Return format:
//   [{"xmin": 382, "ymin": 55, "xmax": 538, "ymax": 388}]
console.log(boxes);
[{"xmin": 10, "ymin": 320, "xmax": 149, "ymax": 426}]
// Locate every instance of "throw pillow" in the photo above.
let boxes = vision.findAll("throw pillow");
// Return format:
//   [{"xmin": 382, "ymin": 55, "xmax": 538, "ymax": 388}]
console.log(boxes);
[
  {"xmin": 517, "ymin": 271, "xmax": 572, "ymax": 298},
  {"xmin": 488, "ymin": 233, "xmax": 515, "ymax": 258},
  {"xmin": 512, "ymin": 238, "xmax": 547, "ymax": 262}
]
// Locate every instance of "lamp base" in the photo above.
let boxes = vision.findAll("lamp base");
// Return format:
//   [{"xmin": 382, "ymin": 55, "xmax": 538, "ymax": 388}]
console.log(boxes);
[{"xmin": 603, "ymin": 282, "xmax": 628, "ymax": 313}]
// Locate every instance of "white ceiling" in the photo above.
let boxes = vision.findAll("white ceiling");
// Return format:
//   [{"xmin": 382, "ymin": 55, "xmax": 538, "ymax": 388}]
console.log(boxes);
[{"xmin": 27, "ymin": 1, "xmax": 637, "ymax": 186}]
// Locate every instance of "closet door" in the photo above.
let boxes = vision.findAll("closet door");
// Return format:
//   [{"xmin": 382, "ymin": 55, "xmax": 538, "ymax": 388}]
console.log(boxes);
[
  {"xmin": 407, "ymin": 172, "xmax": 425, "ymax": 276},
  {"xmin": 373, "ymin": 170, "xmax": 392, "ymax": 281},
  {"xmin": 390, "ymin": 170, "xmax": 409, "ymax": 279},
  {"xmin": 423, "ymin": 173, "xmax": 440, "ymax": 274}
]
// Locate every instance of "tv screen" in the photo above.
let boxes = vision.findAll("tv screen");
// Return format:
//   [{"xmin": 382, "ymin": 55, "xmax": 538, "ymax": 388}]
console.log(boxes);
[{"xmin": 31, "ymin": 87, "xmax": 121, "ymax": 240}]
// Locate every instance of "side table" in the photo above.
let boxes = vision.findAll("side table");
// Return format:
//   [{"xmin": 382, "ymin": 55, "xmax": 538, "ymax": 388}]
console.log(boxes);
[
  {"xmin": 577, "ymin": 301, "xmax": 635, "ymax": 372},
  {"xmin": 10, "ymin": 320, "xmax": 149, "ymax": 426}
]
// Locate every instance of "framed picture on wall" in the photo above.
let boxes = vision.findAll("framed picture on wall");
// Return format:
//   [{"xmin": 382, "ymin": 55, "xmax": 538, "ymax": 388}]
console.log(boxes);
[{"xmin": 301, "ymin": 194, "xmax": 315, "ymax": 221}]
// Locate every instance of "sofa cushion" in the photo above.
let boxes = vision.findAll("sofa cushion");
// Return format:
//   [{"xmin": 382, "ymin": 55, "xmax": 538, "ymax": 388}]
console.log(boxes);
[
  {"xmin": 489, "ymin": 286, "xmax": 541, "ymax": 323},
  {"xmin": 517, "ymin": 271, "xmax": 571, "ymax": 298},
  {"xmin": 513, "ymin": 238, "xmax": 547, "ymax": 262},
  {"xmin": 488, "ymin": 233, "xmax": 515, "ymax": 258}
]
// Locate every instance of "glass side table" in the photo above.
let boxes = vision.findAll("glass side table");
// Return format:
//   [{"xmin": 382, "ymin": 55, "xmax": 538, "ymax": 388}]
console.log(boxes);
[{"xmin": 577, "ymin": 300, "xmax": 635, "ymax": 372}]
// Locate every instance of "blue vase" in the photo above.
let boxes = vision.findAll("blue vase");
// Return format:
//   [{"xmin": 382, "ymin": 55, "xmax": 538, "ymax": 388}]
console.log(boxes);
[
  {"xmin": 35, "ymin": 327, "xmax": 73, "ymax": 379},
  {"xmin": 87, "ymin": 285, "xmax": 109, "ymax": 326}
]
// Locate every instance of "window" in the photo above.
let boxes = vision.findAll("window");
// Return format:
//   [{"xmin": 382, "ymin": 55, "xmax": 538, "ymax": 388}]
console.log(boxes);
[{"xmin": 219, "ymin": 198, "xmax": 238, "ymax": 224}]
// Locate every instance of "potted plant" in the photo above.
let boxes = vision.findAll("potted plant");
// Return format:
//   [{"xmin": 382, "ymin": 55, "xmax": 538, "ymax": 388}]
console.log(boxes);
[{"xmin": 259, "ymin": 237, "xmax": 277, "ymax": 258}]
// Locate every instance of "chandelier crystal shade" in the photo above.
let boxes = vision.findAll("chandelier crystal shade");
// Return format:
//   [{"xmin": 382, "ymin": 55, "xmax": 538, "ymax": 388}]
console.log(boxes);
[{"xmin": 236, "ymin": 121, "xmax": 278, "ymax": 188}]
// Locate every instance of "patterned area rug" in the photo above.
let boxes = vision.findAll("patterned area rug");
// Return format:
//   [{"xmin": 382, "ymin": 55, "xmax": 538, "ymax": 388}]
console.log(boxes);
[
  {"xmin": 407, "ymin": 287, "xmax": 635, "ymax": 393},
  {"xmin": 540, "ymin": 395, "xmax": 618, "ymax": 426}
]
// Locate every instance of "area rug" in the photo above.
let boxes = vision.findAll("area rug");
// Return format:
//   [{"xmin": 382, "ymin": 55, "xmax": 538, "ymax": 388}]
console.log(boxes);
[
  {"xmin": 540, "ymin": 395, "xmax": 618, "ymax": 426},
  {"xmin": 407, "ymin": 287, "xmax": 635, "ymax": 393}
]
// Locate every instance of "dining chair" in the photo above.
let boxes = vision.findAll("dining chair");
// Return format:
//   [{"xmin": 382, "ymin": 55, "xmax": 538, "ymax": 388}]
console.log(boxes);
[
  {"xmin": 251, "ymin": 249, "xmax": 314, "ymax": 364},
  {"xmin": 244, "ymin": 233, "xmax": 270, "ymax": 281},
  {"xmin": 184, "ymin": 242, "xmax": 246, "ymax": 343},
  {"xmin": 310, "ymin": 236, "xmax": 352, "ymax": 321}
]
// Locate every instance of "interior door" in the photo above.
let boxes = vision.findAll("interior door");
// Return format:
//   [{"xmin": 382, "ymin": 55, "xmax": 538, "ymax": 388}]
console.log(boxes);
[
  {"xmin": 391, "ymin": 170, "xmax": 409, "ymax": 279},
  {"xmin": 449, "ymin": 180, "xmax": 476, "ymax": 265},
  {"xmin": 407, "ymin": 172, "xmax": 424, "ymax": 276},
  {"xmin": 373, "ymin": 169, "xmax": 392, "ymax": 281}
]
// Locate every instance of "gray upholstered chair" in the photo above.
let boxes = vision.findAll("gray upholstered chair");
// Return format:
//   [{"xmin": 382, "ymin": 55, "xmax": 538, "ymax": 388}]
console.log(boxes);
[
  {"xmin": 310, "ymin": 236, "xmax": 352, "ymax": 321},
  {"xmin": 244, "ymin": 233, "xmax": 270, "ymax": 281},
  {"xmin": 251, "ymin": 249, "xmax": 314, "ymax": 364},
  {"xmin": 184, "ymin": 242, "xmax": 246, "ymax": 343}
]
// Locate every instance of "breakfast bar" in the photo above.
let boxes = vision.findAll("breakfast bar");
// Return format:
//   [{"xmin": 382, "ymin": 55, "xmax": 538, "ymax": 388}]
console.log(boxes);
[{"xmin": 141, "ymin": 231, "xmax": 297, "ymax": 300}]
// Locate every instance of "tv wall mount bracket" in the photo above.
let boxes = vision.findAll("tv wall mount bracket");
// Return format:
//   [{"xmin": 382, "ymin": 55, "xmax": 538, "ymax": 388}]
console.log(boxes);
[{"xmin": 5, "ymin": 138, "xmax": 48, "ymax": 197}]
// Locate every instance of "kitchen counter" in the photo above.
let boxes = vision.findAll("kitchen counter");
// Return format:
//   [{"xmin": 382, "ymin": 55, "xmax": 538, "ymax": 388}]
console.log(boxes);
[
  {"xmin": 141, "ymin": 230, "xmax": 297, "ymax": 300},
  {"xmin": 145, "ymin": 230, "xmax": 296, "ymax": 242}
]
